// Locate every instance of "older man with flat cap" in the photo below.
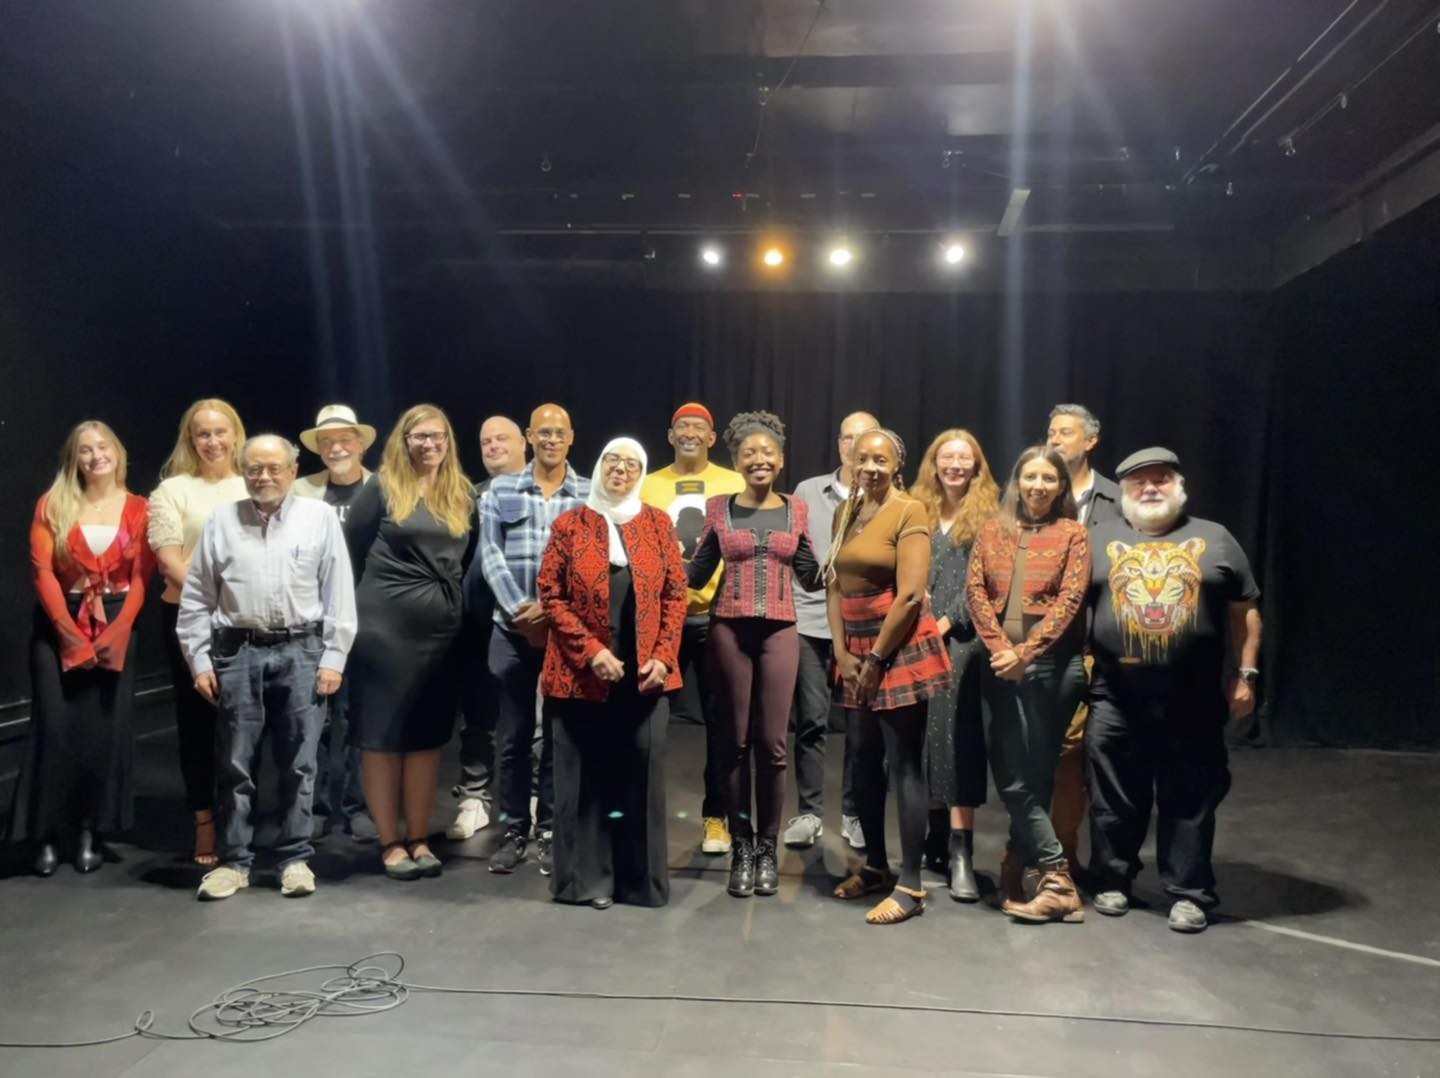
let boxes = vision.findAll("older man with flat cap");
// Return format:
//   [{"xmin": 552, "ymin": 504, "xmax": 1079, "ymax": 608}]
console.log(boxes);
[{"xmin": 1083, "ymin": 447, "xmax": 1262, "ymax": 933}]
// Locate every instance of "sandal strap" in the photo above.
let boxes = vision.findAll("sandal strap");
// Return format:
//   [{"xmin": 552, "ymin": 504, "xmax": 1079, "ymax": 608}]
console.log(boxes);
[{"xmin": 894, "ymin": 885, "xmax": 927, "ymax": 901}]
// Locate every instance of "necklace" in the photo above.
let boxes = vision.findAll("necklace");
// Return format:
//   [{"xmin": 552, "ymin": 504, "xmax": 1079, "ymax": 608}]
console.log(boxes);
[{"xmin": 849, "ymin": 491, "xmax": 892, "ymax": 537}]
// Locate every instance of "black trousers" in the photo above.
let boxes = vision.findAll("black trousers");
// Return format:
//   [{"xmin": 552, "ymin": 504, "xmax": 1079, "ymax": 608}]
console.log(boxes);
[
  {"xmin": 673, "ymin": 619, "xmax": 725, "ymax": 819},
  {"xmin": 1085, "ymin": 679, "xmax": 1232, "ymax": 910},
  {"xmin": 549, "ymin": 690, "xmax": 670, "ymax": 908},
  {"xmin": 454, "ymin": 617, "xmax": 498, "ymax": 804},
  {"xmin": 848, "ymin": 702, "xmax": 929, "ymax": 890},
  {"xmin": 490, "ymin": 628, "xmax": 553, "ymax": 837},
  {"xmin": 162, "ymin": 602, "xmax": 216, "ymax": 813}
]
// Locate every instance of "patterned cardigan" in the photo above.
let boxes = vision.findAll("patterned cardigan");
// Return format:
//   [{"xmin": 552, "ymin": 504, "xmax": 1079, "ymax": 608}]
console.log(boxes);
[
  {"xmin": 537, "ymin": 505, "xmax": 688, "ymax": 701},
  {"xmin": 966, "ymin": 516, "xmax": 1091, "ymax": 662}
]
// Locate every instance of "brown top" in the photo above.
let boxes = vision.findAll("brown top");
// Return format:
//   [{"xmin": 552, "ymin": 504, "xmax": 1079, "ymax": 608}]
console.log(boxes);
[{"xmin": 831, "ymin": 494, "xmax": 930, "ymax": 595}]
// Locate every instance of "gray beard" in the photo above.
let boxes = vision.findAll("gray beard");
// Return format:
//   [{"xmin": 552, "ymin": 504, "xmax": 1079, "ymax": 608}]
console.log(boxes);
[
  {"xmin": 1121, "ymin": 489, "xmax": 1187, "ymax": 533},
  {"xmin": 327, "ymin": 458, "xmax": 356, "ymax": 479}
]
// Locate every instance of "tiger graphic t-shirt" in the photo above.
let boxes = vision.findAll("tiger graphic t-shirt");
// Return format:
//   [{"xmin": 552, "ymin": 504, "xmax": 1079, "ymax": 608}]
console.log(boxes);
[
  {"xmin": 1087, "ymin": 516, "xmax": 1259, "ymax": 699},
  {"xmin": 640, "ymin": 461, "xmax": 746, "ymax": 618}
]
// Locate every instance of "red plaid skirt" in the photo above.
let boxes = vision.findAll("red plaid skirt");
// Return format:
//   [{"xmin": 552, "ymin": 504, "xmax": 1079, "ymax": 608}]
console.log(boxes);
[{"xmin": 833, "ymin": 589, "xmax": 952, "ymax": 711}]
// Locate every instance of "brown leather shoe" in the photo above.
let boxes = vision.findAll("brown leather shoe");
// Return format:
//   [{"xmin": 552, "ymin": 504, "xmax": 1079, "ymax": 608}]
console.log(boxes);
[
  {"xmin": 998, "ymin": 849, "xmax": 1025, "ymax": 912},
  {"xmin": 1006, "ymin": 860, "xmax": 1085, "ymax": 924}
]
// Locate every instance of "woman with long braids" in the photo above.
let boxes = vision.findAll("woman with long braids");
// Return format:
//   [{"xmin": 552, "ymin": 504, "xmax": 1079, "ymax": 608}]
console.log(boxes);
[
  {"xmin": 913, "ymin": 429, "xmax": 1000, "ymax": 902},
  {"xmin": 687, "ymin": 411, "xmax": 822, "ymax": 898},
  {"xmin": 966, "ymin": 445, "xmax": 1090, "ymax": 924},
  {"xmin": 823, "ymin": 428, "xmax": 951, "ymax": 924}
]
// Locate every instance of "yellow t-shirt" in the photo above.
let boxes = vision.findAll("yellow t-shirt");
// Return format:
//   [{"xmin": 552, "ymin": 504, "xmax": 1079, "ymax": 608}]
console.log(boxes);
[{"xmin": 640, "ymin": 462, "xmax": 746, "ymax": 617}]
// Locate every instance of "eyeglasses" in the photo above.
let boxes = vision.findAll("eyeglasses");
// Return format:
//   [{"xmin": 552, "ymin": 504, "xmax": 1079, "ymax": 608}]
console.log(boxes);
[
  {"xmin": 407, "ymin": 431, "xmax": 448, "ymax": 445},
  {"xmin": 244, "ymin": 464, "xmax": 289, "ymax": 478},
  {"xmin": 602, "ymin": 454, "xmax": 642, "ymax": 475},
  {"xmin": 532, "ymin": 428, "xmax": 569, "ymax": 443}
]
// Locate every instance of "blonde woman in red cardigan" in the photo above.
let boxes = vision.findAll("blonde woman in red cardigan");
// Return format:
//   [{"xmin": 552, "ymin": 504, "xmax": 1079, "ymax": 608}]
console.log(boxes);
[{"xmin": 10, "ymin": 421, "xmax": 154, "ymax": 876}]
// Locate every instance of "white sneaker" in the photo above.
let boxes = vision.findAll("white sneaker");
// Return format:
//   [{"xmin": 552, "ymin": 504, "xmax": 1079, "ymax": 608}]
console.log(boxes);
[
  {"xmin": 841, "ymin": 815, "xmax": 866, "ymax": 849},
  {"xmin": 782, "ymin": 814, "xmax": 823, "ymax": 848},
  {"xmin": 446, "ymin": 798, "xmax": 490, "ymax": 840},
  {"xmin": 197, "ymin": 865, "xmax": 250, "ymax": 901},
  {"xmin": 280, "ymin": 861, "xmax": 316, "ymax": 898},
  {"xmin": 1168, "ymin": 899, "xmax": 1209, "ymax": 933}
]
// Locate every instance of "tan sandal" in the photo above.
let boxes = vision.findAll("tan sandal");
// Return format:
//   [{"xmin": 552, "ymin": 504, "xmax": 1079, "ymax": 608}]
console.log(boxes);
[
  {"xmin": 866, "ymin": 886, "xmax": 927, "ymax": 924},
  {"xmin": 833, "ymin": 865, "xmax": 898, "ymax": 900},
  {"xmin": 193, "ymin": 811, "xmax": 218, "ymax": 868}
]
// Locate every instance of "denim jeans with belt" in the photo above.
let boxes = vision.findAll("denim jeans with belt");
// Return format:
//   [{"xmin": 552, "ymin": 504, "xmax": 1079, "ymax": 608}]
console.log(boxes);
[
  {"xmin": 212, "ymin": 630, "xmax": 326, "ymax": 870},
  {"xmin": 981, "ymin": 647, "xmax": 1086, "ymax": 866}
]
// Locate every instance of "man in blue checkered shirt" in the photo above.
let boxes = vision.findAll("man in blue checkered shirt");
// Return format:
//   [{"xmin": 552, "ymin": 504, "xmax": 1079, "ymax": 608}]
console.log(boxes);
[{"xmin": 479, "ymin": 403, "xmax": 589, "ymax": 875}]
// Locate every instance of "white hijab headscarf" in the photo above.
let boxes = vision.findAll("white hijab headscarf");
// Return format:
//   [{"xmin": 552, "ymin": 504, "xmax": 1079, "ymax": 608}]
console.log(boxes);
[{"xmin": 585, "ymin": 437, "xmax": 648, "ymax": 567}]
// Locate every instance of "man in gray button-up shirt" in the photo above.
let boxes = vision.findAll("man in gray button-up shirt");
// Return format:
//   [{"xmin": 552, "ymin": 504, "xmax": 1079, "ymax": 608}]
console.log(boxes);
[
  {"xmin": 178, "ymin": 434, "xmax": 356, "ymax": 902},
  {"xmin": 783, "ymin": 410, "xmax": 877, "ymax": 852}
]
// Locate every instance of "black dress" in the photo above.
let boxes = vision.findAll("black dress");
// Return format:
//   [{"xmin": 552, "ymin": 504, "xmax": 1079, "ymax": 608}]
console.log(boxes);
[
  {"xmin": 549, "ymin": 563, "xmax": 671, "ymax": 908},
  {"xmin": 923, "ymin": 529, "xmax": 988, "ymax": 807},
  {"xmin": 344, "ymin": 482, "xmax": 477, "ymax": 752}
]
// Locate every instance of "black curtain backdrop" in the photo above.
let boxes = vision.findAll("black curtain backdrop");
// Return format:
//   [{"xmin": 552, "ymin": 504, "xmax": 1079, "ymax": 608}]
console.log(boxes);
[{"xmin": 2, "ymin": 183, "xmax": 1437, "ymax": 747}]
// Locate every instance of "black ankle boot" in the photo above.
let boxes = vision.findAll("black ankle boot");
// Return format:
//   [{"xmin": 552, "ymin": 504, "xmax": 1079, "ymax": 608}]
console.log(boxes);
[
  {"xmin": 727, "ymin": 837, "xmax": 755, "ymax": 897},
  {"xmin": 74, "ymin": 828, "xmax": 103, "ymax": 874},
  {"xmin": 754, "ymin": 838, "xmax": 779, "ymax": 896},
  {"xmin": 33, "ymin": 842, "xmax": 59, "ymax": 878},
  {"xmin": 948, "ymin": 829, "xmax": 979, "ymax": 902},
  {"xmin": 924, "ymin": 809, "xmax": 948, "ymax": 874}
]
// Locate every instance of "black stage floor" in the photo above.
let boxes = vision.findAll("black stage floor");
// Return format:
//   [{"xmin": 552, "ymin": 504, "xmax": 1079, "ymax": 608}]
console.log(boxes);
[{"xmin": 0, "ymin": 714, "xmax": 1437, "ymax": 1077}]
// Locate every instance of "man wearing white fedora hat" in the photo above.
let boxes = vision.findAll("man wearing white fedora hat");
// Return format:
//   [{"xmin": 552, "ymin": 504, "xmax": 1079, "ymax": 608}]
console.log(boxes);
[
  {"xmin": 295, "ymin": 404, "xmax": 377, "ymax": 521},
  {"xmin": 295, "ymin": 404, "xmax": 378, "ymax": 840}
]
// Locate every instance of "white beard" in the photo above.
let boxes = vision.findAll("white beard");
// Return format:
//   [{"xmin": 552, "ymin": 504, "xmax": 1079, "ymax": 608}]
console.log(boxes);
[
  {"xmin": 327, "ymin": 457, "xmax": 357, "ymax": 480},
  {"xmin": 1121, "ymin": 484, "xmax": 1188, "ymax": 533}
]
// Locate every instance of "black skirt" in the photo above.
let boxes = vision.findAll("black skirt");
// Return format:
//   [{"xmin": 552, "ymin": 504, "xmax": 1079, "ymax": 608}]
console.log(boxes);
[{"xmin": 8, "ymin": 595, "xmax": 136, "ymax": 841}]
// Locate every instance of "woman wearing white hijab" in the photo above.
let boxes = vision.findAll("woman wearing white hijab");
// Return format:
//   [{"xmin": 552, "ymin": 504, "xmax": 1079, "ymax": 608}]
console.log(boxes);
[{"xmin": 537, "ymin": 438, "xmax": 688, "ymax": 908}]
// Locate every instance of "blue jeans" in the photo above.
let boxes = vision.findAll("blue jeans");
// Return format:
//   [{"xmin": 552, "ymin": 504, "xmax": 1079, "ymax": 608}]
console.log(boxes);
[
  {"xmin": 981, "ymin": 648, "xmax": 1086, "ymax": 866},
  {"xmin": 212, "ymin": 632, "xmax": 326, "ymax": 870}
]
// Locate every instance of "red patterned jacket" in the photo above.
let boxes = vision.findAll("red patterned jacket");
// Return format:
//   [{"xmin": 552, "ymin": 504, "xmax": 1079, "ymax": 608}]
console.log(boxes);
[
  {"xmin": 538, "ymin": 505, "xmax": 687, "ymax": 701},
  {"xmin": 688, "ymin": 494, "xmax": 822, "ymax": 622}
]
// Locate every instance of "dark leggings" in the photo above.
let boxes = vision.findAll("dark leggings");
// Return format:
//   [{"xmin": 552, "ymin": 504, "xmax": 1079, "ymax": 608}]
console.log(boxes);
[
  {"xmin": 707, "ymin": 618, "xmax": 800, "ymax": 841},
  {"xmin": 849, "ymin": 702, "xmax": 928, "ymax": 890},
  {"xmin": 162, "ymin": 602, "xmax": 217, "ymax": 813}
]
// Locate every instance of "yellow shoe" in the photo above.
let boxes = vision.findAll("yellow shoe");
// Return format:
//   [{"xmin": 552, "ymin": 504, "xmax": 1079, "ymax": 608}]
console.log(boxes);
[{"xmin": 701, "ymin": 817, "xmax": 732, "ymax": 855}]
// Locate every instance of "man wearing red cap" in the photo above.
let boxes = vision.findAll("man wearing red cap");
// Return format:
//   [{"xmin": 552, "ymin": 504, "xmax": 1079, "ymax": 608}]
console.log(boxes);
[{"xmin": 640, "ymin": 403, "xmax": 746, "ymax": 855}]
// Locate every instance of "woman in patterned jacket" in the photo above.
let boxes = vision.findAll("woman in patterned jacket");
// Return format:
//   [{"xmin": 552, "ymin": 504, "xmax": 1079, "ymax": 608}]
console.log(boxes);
[{"xmin": 538, "ymin": 437, "xmax": 687, "ymax": 909}]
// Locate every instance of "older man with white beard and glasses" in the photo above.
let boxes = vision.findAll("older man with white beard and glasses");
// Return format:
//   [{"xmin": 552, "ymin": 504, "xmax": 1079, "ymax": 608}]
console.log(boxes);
[
  {"xmin": 179, "ymin": 434, "xmax": 356, "ymax": 902},
  {"xmin": 1083, "ymin": 448, "xmax": 1262, "ymax": 934},
  {"xmin": 294, "ymin": 405, "xmax": 377, "ymax": 841}
]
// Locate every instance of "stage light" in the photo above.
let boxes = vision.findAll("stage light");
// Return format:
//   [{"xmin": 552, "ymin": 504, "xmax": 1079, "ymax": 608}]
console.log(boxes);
[
  {"xmin": 762, "ymin": 247, "xmax": 785, "ymax": 267},
  {"xmin": 700, "ymin": 244, "xmax": 723, "ymax": 267},
  {"xmin": 828, "ymin": 245, "xmax": 853, "ymax": 268},
  {"xmin": 943, "ymin": 243, "xmax": 966, "ymax": 265}
]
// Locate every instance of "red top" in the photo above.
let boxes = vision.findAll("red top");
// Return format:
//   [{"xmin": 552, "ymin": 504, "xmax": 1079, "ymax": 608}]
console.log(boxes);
[
  {"xmin": 966, "ymin": 516, "xmax": 1090, "ymax": 662},
  {"xmin": 538, "ymin": 505, "xmax": 687, "ymax": 701},
  {"xmin": 30, "ymin": 492, "xmax": 154, "ymax": 672}
]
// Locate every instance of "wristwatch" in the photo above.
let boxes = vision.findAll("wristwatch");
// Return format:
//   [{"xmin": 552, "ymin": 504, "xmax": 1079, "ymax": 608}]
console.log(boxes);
[{"xmin": 1238, "ymin": 667, "xmax": 1260, "ymax": 684}]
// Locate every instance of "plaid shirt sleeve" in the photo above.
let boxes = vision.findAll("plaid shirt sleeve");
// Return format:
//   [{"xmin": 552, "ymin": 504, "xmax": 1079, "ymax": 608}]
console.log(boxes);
[{"xmin": 479, "ymin": 484, "xmax": 528, "ymax": 620}]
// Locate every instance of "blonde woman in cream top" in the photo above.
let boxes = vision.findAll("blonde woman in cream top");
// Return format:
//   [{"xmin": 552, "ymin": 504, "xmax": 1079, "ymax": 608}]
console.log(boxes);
[
  {"xmin": 148, "ymin": 473, "xmax": 248, "ymax": 602},
  {"xmin": 147, "ymin": 397, "xmax": 248, "ymax": 868}
]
